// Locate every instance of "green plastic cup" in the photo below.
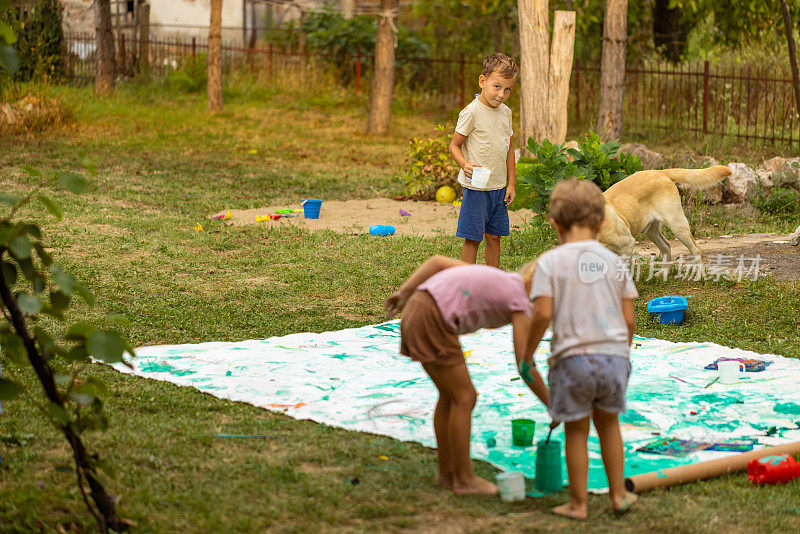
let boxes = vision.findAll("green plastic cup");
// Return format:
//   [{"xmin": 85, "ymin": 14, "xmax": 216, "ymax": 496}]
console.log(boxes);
[
  {"xmin": 534, "ymin": 439, "xmax": 564, "ymax": 493},
  {"xmin": 511, "ymin": 418, "xmax": 535, "ymax": 446}
]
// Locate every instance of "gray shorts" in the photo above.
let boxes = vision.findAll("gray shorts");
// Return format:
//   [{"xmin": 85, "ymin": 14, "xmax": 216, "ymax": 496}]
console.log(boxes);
[{"xmin": 548, "ymin": 354, "xmax": 631, "ymax": 422}]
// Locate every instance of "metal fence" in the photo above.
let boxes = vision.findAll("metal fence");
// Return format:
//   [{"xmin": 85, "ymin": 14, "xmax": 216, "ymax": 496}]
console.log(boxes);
[{"xmin": 63, "ymin": 31, "xmax": 800, "ymax": 146}]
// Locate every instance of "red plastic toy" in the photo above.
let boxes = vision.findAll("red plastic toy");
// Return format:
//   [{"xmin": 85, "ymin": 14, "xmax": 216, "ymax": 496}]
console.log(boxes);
[{"xmin": 747, "ymin": 454, "xmax": 800, "ymax": 485}]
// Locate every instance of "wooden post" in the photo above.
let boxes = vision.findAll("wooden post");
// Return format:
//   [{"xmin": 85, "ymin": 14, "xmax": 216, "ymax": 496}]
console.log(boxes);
[
  {"xmin": 192, "ymin": 37, "xmax": 197, "ymax": 58},
  {"xmin": 547, "ymin": 10, "xmax": 576, "ymax": 144},
  {"xmin": 702, "ymin": 60, "xmax": 709, "ymax": 135},
  {"xmin": 208, "ymin": 0, "xmax": 223, "ymax": 113},
  {"xmin": 519, "ymin": 0, "xmax": 551, "ymax": 144},
  {"xmin": 575, "ymin": 58, "xmax": 582, "ymax": 121},
  {"xmin": 119, "ymin": 33, "xmax": 126, "ymax": 74},
  {"xmin": 459, "ymin": 52, "xmax": 465, "ymax": 107},
  {"xmin": 94, "ymin": 0, "xmax": 116, "ymax": 94},
  {"xmin": 366, "ymin": 0, "xmax": 397, "ymax": 134},
  {"xmin": 269, "ymin": 42, "xmax": 274, "ymax": 77},
  {"xmin": 138, "ymin": 2, "xmax": 150, "ymax": 76},
  {"xmin": 356, "ymin": 44, "xmax": 362, "ymax": 95},
  {"xmin": 780, "ymin": 0, "xmax": 800, "ymax": 120},
  {"xmin": 595, "ymin": 0, "xmax": 628, "ymax": 140}
]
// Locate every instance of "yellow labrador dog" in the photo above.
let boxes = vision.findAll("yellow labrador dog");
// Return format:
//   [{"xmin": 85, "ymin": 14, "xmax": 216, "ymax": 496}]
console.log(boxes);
[{"xmin": 597, "ymin": 165, "xmax": 732, "ymax": 262}]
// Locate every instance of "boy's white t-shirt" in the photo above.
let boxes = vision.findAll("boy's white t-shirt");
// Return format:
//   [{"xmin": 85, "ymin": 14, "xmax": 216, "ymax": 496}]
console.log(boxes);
[
  {"xmin": 530, "ymin": 240, "xmax": 638, "ymax": 370},
  {"xmin": 454, "ymin": 98, "xmax": 513, "ymax": 191}
]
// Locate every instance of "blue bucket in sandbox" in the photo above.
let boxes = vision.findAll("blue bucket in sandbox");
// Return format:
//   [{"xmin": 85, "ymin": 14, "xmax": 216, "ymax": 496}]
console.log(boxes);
[
  {"xmin": 647, "ymin": 296, "xmax": 688, "ymax": 324},
  {"xmin": 302, "ymin": 199, "xmax": 323, "ymax": 219}
]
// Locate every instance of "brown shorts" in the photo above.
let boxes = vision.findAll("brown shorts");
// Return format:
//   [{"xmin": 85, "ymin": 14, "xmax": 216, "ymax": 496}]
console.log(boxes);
[{"xmin": 400, "ymin": 290, "xmax": 463, "ymax": 367}]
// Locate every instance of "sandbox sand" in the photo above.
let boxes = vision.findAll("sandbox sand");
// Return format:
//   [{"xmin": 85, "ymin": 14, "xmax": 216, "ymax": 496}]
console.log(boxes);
[{"xmin": 212, "ymin": 198, "xmax": 537, "ymax": 237}]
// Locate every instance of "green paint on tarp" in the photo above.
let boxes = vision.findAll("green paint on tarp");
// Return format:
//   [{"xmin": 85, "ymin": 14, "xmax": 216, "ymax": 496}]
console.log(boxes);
[{"xmin": 774, "ymin": 402, "xmax": 800, "ymax": 415}]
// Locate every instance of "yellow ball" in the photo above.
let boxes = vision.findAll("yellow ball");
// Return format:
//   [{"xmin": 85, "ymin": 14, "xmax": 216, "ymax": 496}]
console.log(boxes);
[{"xmin": 435, "ymin": 185, "xmax": 456, "ymax": 204}]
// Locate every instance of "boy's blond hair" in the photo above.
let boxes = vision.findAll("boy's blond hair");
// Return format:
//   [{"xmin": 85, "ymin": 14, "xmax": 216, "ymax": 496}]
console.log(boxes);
[
  {"xmin": 549, "ymin": 178, "xmax": 605, "ymax": 231},
  {"xmin": 482, "ymin": 53, "xmax": 518, "ymax": 80}
]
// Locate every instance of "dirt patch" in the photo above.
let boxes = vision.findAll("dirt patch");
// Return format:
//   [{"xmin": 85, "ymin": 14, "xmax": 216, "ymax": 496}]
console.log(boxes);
[
  {"xmin": 214, "ymin": 198, "xmax": 798, "ymax": 281},
  {"xmin": 213, "ymin": 198, "xmax": 536, "ymax": 237},
  {"xmin": 635, "ymin": 233, "xmax": 800, "ymax": 282}
]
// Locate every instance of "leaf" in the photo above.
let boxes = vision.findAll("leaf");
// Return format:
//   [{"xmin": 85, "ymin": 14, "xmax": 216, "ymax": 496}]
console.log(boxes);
[
  {"xmin": 75, "ymin": 282, "xmax": 94, "ymax": 307},
  {"xmin": 49, "ymin": 290, "xmax": 70, "ymax": 312},
  {"xmin": 54, "ymin": 373, "xmax": 72, "ymax": 385},
  {"xmin": 0, "ymin": 20, "xmax": 16, "ymax": 45},
  {"xmin": 33, "ymin": 243, "xmax": 53, "ymax": 266},
  {"xmin": 64, "ymin": 344, "xmax": 89, "ymax": 363},
  {"xmin": 55, "ymin": 464, "xmax": 74, "ymax": 474},
  {"xmin": 67, "ymin": 321, "xmax": 95, "ymax": 339},
  {"xmin": 87, "ymin": 330, "xmax": 126, "ymax": 363},
  {"xmin": 47, "ymin": 403, "xmax": 69, "ymax": 426},
  {"xmin": 77, "ymin": 154, "xmax": 98, "ymax": 177},
  {"xmin": 8, "ymin": 235, "xmax": 31, "ymax": 260},
  {"xmin": 21, "ymin": 164, "xmax": 41, "ymax": 177},
  {"xmin": 107, "ymin": 314, "xmax": 131, "ymax": 328},
  {"xmin": 0, "ymin": 377, "xmax": 23, "ymax": 400},
  {"xmin": 17, "ymin": 293, "xmax": 42, "ymax": 314},
  {"xmin": 56, "ymin": 172, "xmax": 89, "ymax": 195},
  {"xmin": 0, "ymin": 43, "xmax": 19, "ymax": 75},
  {"xmin": 37, "ymin": 195, "xmax": 63, "ymax": 221},
  {"xmin": 0, "ymin": 331, "xmax": 27, "ymax": 365},
  {"xmin": 0, "ymin": 194, "xmax": 20, "ymax": 205},
  {"xmin": 1, "ymin": 260, "xmax": 17, "ymax": 286},
  {"xmin": 49, "ymin": 266, "xmax": 77, "ymax": 295}
]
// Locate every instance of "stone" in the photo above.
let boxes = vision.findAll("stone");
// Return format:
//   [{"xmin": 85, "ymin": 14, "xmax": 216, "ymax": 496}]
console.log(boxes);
[
  {"xmin": 725, "ymin": 163, "xmax": 758, "ymax": 203},
  {"xmin": 620, "ymin": 142, "xmax": 665, "ymax": 169},
  {"xmin": 791, "ymin": 225, "xmax": 800, "ymax": 247}
]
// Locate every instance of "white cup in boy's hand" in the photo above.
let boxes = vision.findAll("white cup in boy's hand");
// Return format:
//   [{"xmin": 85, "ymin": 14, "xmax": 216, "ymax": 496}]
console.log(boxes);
[{"xmin": 470, "ymin": 166, "xmax": 491, "ymax": 188}]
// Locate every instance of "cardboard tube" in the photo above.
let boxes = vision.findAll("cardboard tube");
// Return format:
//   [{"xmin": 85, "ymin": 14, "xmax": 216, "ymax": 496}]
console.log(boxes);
[{"xmin": 625, "ymin": 441, "xmax": 800, "ymax": 493}]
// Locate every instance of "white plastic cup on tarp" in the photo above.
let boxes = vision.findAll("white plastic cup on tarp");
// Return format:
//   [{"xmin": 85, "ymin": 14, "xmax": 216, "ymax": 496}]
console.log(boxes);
[
  {"xmin": 470, "ymin": 166, "xmax": 491, "ymax": 188},
  {"xmin": 496, "ymin": 471, "xmax": 526, "ymax": 502},
  {"xmin": 718, "ymin": 360, "xmax": 745, "ymax": 384}
]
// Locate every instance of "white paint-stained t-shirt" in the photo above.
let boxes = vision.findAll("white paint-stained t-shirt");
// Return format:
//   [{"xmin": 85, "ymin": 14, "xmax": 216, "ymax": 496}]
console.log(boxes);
[
  {"xmin": 530, "ymin": 240, "xmax": 638, "ymax": 369},
  {"xmin": 454, "ymin": 98, "xmax": 513, "ymax": 191}
]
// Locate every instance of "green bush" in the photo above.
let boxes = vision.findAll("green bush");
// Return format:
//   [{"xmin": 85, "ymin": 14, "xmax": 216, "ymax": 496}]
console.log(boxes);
[
  {"xmin": 168, "ymin": 53, "xmax": 208, "ymax": 93},
  {"xmin": 402, "ymin": 124, "xmax": 460, "ymax": 200},
  {"xmin": 517, "ymin": 132, "xmax": 643, "ymax": 214},
  {"xmin": 750, "ymin": 185, "xmax": 800, "ymax": 219},
  {"xmin": 1, "ymin": 0, "xmax": 62, "ymax": 83}
]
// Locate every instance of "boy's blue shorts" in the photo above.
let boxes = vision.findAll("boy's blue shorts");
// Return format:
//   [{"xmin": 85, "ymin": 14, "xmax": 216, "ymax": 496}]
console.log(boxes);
[{"xmin": 456, "ymin": 187, "xmax": 510, "ymax": 241}]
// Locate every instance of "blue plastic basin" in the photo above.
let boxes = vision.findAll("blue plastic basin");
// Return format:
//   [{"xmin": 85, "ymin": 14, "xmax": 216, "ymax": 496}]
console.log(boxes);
[{"xmin": 647, "ymin": 296, "xmax": 688, "ymax": 324}]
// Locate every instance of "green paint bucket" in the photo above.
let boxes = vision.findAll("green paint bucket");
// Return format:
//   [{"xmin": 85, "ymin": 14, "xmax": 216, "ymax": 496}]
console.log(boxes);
[
  {"xmin": 511, "ymin": 418, "xmax": 535, "ymax": 447},
  {"xmin": 534, "ymin": 439, "xmax": 564, "ymax": 493}
]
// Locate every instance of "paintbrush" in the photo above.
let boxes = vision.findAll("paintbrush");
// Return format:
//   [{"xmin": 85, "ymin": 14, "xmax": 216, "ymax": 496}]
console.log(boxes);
[
  {"xmin": 546, "ymin": 421, "xmax": 560, "ymax": 444},
  {"xmin": 704, "ymin": 376, "xmax": 720, "ymax": 388}
]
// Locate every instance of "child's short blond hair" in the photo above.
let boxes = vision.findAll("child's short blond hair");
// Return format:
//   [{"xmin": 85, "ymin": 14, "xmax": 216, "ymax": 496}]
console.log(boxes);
[
  {"xmin": 482, "ymin": 53, "xmax": 518, "ymax": 79},
  {"xmin": 518, "ymin": 259, "xmax": 537, "ymax": 288},
  {"xmin": 549, "ymin": 178, "xmax": 605, "ymax": 231}
]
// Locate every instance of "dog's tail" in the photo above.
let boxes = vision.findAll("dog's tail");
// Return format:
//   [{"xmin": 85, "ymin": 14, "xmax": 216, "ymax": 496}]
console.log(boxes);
[{"xmin": 660, "ymin": 165, "xmax": 732, "ymax": 189}]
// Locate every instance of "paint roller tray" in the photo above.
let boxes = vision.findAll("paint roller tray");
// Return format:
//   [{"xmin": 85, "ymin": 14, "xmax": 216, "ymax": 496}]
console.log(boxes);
[{"xmin": 647, "ymin": 296, "xmax": 688, "ymax": 324}]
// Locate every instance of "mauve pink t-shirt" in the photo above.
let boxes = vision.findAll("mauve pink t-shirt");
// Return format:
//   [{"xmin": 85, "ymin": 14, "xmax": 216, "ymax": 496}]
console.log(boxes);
[{"xmin": 418, "ymin": 265, "xmax": 532, "ymax": 335}]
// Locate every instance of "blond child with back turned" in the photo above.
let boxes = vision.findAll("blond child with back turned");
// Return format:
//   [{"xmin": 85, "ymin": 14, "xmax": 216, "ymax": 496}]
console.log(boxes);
[
  {"xmin": 525, "ymin": 178, "xmax": 639, "ymax": 519},
  {"xmin": 449, "ymin": 53, "xmax": 518, "ymax": 268}
]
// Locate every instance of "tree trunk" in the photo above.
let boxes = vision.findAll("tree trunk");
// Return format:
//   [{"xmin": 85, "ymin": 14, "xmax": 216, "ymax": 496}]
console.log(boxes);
[
  {"xmin": 780, "ymin": 0, "xmax": 800, "ymax": 120},
  {"xmin": 94, "ymin": 0, "xmax": 115, "ymax": 95},
  {"xmin": 547, "ymin": 11, "xmax": 576, "ymax": 144},
  {"xmin": 653, "ymin": 0, "xmax": 688, "ymax": 63},
  {"xmin": 518, "ymin": 0, "xmax": 550, "ymax": 144},
  {"xmin": 342, "ymin": 0, "xmax": 355, "ymax": 19},
  {"xmin": 366, "ymin": 0, "xmax": 397, "ymax": 135},
  {"xmin": 208, "ymin": 0, "xmax": 223, "ymax": 113},
  {"xmin": 595, "ymin": 0, "xmax": 627, "ymax": 141}
]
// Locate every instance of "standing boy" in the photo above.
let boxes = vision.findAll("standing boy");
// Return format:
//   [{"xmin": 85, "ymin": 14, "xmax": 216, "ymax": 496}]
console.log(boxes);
[
  {"xmin": 523, "ymin": 179, "xmax": 638, "ymax": 519},
  {"xmin": 449, "ymin": 53, "xmax": 517, "ymax": 267}
]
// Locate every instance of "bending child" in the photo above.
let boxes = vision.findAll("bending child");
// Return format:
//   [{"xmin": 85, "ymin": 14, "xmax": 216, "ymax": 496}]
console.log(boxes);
[
  {"xmin": 449, "ymin": 53, "xmax": 518, "ymax": 267},
  {"xmin": 526, "ymin": 178, "xmax": 638, "ymax": 519},
  {"xmin": 385, "ymin": 256, "xmax": 548, "ymax": 495}
]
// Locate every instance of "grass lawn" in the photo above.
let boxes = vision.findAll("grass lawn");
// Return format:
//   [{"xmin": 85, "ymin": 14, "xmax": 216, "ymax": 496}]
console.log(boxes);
[{"xmin": 1, "ymin": 81, "xmax": 799, "ymax": 532}]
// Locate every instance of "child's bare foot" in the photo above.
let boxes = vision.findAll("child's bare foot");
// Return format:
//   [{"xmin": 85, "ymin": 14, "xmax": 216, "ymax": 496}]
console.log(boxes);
[
  {"xmin": 612, "ymin": 491, "xmax": 637, "ymax": 515},
  {"xmin": 552, "ymin": 502, "xmax": 588, "ymax": 520},
  {"xmin": 453, "ymin": 475, "xmax": 498, "ymax": 495}
]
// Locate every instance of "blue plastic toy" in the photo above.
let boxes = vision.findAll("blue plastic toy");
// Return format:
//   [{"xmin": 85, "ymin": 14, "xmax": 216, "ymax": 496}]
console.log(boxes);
[
  {"xmin": 369, "ymin": 224, "xmax": 395, "ymax": 237},
  {"xmin": 647, "ymin": 296, "xmax": 688, "ymax": 324}
]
